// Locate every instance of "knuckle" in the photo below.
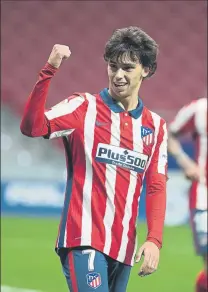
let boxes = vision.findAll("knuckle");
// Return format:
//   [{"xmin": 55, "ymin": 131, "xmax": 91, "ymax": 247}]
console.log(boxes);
[{"xmin": 51, "ymin": 44, "xmax": 71, "ymax": 61}]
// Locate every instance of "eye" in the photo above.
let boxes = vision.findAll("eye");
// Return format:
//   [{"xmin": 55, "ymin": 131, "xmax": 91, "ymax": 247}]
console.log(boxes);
[
  {"xmin": 123, "ymin": 67, "xmax": 133, "ymax": 72},
  {"xmin": 109, "ymin": 64, "xmax": 117, "ymax": 70}
]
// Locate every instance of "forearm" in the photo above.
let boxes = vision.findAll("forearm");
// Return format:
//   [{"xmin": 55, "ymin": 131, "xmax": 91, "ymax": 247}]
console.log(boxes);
[
  {"xmin": 168, "ymin": 134, "xmax": 195, "ymax": 169},
  {"xmin": 146, "ymin": 176, "xmax": 166, "ymax": 249},
  {"xmin": 20, "ymin": 63, "xmax": 57, "ymax": 137}
]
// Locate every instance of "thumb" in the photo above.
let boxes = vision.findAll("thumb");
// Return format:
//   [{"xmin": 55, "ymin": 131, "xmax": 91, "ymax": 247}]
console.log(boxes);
[{"xmin": 135, "ymin": 247, "xmax": 144, "ymax": 263}]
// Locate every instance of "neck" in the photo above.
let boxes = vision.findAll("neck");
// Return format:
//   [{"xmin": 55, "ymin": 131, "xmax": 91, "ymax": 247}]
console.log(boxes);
[
  {"xmin": 118, "ymin": 95, "xmax": 138, "ymax": 111},
  {"xmin": 109, "ymin": 88, "xmax": 140, "ymax": 111}
]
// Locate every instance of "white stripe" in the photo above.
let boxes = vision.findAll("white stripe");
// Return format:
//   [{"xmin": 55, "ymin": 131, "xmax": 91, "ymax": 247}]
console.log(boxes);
[
  {"xmin": 145, "ymin": 112, "xmax": 161, "ymax": 171},
  {"xmin": 45, "ymin": 95, "xmax": 85, "ymax": 120},
  {"xmin": 117, "ymin": 117, "xmax": 142, "ymax": 262},
  {"xmin": 81, "ymin": 93, "xmax": 97, "ymax": 245},
  {"xmin": 195, "ymin": 99, "xmax": 207, "ymax": 209},
  {"xmin": 49, "ymin": 129, "xmax": 75, "ymax": 139},
  {"xmin": 63, "ymin": 139, "xmax": 72, "ymax": 247},
  {"xmin": 103, "ymin": 111, "xmax": 120, "ymax": 255},
  {"xmin": 169, "ymin": 102, "xmax": 196, "ymax": 133},
  {"xmin": 158, "ymin": 123, "xmax": 168, "ymax": 175},
  {"xmin": 131, "ymin": 235, "xmax": 138, "ymax": 266},
  {"xmin": 146, "ymin": 135, "xmax": 149, "ymax": 145}
]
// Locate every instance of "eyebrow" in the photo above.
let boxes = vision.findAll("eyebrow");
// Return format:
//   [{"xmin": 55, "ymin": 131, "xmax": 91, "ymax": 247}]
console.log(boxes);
[{"xmin": 109, "ymin": 61, "xmax": 136, "ymax": 67}]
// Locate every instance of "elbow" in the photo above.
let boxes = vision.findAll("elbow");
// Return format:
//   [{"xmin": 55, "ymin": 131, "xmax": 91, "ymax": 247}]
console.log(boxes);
[
  {"xmin": 20, "ymin": 119, "xmax": 47, "ymax": 138},
  {"xmin": 20, "ymin": 119, "xmax": 37, "ymax": 137},
  {"xmin": 20, "ymin": 122, "xmax": 33, "ymax": 137}
]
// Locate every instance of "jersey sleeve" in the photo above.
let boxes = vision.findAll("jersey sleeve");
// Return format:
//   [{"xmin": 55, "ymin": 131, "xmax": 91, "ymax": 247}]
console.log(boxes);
[
  {"xmin": 20, "ymin": 62, "xmax": 88, "ymax": 139},
  {"xmin": 145, "ymin": 119, "xmax": 168, "ymax": 249},
  {"xmin": 44, "ymin": 94, "xmax": 88, "ymax": 139},
  {"xmin": 169, "ymin": 100, "xmax": 197, "ymax": 135}
]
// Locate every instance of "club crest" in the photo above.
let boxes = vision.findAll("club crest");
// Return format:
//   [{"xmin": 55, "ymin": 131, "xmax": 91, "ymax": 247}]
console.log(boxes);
[
  {"xmin": 86, "ymin": 272, "xmax": 102, "ymax": 289},
  {"xmin": 141, "ymin": 126, "xmax": 154, "ymax": 145}
]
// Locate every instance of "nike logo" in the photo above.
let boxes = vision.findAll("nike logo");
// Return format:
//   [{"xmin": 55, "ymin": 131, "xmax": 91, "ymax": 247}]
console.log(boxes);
[{"xmin": 95, "ymin": 121, "xmax": 109, "ymax": 127}]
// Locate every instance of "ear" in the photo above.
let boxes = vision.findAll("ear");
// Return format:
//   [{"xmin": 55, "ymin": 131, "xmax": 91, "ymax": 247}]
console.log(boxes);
[{"xmin": 141, "ymin": 67, "xmax": 149, "ymax": 78}]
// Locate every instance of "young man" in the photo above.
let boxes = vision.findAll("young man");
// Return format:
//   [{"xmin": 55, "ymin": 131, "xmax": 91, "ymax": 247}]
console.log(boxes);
[
  {"xmin": 168, "ymin": 98, "xmax": 207, "ymax": 292},
  {"xmin": 21, "ymin": 27, "xmax": 167, "ymax": 292}
]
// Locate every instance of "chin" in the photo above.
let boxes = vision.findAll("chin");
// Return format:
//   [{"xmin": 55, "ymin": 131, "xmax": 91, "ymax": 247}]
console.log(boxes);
[
  {"xmin": 109, "ymin": 86, "xmax": 129, "ymax": 100},
  {"xmin": 115, "ymin": 90, "xmax": 129, "ymax": 99}
]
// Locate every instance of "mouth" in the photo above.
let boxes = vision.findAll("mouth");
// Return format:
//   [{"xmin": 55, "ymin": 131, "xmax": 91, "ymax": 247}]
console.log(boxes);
[{"xmin": 114, "ymin": 82, "xmax": 128, "ymax": 89}]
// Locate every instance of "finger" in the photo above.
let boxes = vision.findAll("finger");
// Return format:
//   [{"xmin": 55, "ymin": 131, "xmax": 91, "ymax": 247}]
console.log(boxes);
[
  {"xmin": 140, "ymin": 255, "xmax": 156, "ymax": 276},
  {"xmin": 148, "ymin": 254, "xmax": 159, "ymax": 272},
  {"xmin": 139, "ymin": 265, "xmax": 151, "ymax": 277},
  {"xmin": 148, "ymin": 256, "xmax": 157, "ymax": 269},
  {"xmin": 151, "ymin": 257, "xmax": 159, "ymax": 270},
  {"xmin": 139, "ymin": 266, "xmax": 154, "ymax": 277},
  {"xmin": 135, "ymin": 248, "xmax": 144, "ymax": 263},
  {"xmin": 63, "ymin": 55, "xmax": 70, "ymax": 60},
  {"xmin": 138, "ymin": 259, "xmax": 147, "ymax": 276},
  {"xmin": 147, "ymin": 264, "xmax": 157, "ymax": 275},
  {"xmin": 138, "ymin": 253, "xmax": 151, "ymax": 276},
  {"xmin": 138, "ymin": 265, "xmax": 146, "ymax": 277}
]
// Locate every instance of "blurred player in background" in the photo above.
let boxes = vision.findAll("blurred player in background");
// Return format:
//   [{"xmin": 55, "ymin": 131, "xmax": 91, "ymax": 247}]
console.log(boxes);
[
  {"xmin": 20, "ymin": 27, "xmax": 167, "ymax": 292},
  {"xmin": 168, "ymin": 97, "xmax": 207, "ymax": 292}
]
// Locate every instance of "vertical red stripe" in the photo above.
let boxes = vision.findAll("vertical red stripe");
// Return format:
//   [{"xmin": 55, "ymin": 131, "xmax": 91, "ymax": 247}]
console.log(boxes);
[
  {"xmin": 124, "ymin": 180, "xmax": 143, "ymax": 264},
  {"xmin": 190, "ymin": 136, "xmax": 200, "ymax": 209},
  {"xmin": 91, "ymin": 95, "xmax": 112, "ymax": 249},
  {"xmin": 68, "ymin": 251, "xmax": 78, "ymax": 292},
  {"xmin": 66, "ymin": 94, "xmax": 88, "ymax": 246},
  {"xmin": 109, "ymin": 112, "xmax": 133, "ymax": 259},
  {"xmin": 56, "ymin": 137, "xmax": 73, "ymax": 247},
  {"xmin": 55, "ymin": 216, "xmax": 62, "ymax": 247}
]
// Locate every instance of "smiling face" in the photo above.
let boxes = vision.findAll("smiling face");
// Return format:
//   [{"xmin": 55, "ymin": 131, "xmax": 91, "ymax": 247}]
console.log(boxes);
[{"xmin": 107, "ymin": 53, "xmax": 149, "ymax": 101}]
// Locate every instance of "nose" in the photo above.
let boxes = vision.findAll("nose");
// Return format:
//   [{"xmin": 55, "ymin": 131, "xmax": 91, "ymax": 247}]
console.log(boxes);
[{"xmin": 115, "ymin": 68, "xmax": 125, "ymax": 80}]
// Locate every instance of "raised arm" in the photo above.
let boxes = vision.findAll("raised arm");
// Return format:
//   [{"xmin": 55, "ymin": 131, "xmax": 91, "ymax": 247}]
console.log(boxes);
[
  {"xmin": 20, "ymin": 61, "xmax": 58, "ymax": 137},
  {"xmin": 20, "ymin": 45, "xmax": 87, "ymax": 139}
]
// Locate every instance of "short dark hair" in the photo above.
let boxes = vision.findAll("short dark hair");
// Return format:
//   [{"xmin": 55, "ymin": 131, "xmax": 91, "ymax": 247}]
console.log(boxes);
[{"xmin": 104, "ymin": 26, "xmax": 159, "ymax": 79}]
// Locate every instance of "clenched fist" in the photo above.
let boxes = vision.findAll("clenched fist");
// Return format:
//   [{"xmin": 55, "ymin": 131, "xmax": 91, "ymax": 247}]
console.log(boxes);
[{"xmin": 48, "ymin": 44, "xmax": 71, "ymax": 69}]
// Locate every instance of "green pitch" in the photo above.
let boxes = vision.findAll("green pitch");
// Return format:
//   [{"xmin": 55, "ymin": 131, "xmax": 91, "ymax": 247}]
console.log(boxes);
[{"xmin": 1, "ymin": 217, "xmax": 201, "ymax": 292}]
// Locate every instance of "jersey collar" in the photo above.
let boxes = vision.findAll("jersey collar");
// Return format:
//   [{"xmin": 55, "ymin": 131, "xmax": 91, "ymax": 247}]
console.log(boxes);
[{"xmin": 100, "ymin": 88, "xmax": 144, "ymax": 119}]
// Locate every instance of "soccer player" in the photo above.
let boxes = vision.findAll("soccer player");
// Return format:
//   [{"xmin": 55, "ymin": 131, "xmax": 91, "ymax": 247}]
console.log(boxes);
[
  {"xmin": 168, "ymin": 98, "xmax": 207, "ymax": 292},
  {"xmin": 20, "ymin": 27, "xmax": 167, "ymax": 292}
]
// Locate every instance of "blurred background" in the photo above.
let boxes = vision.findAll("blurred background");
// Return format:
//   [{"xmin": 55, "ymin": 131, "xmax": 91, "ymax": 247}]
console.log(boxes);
[{"xmin": 1, "ymin": 1, "xmax": 207, "ymax": 292}]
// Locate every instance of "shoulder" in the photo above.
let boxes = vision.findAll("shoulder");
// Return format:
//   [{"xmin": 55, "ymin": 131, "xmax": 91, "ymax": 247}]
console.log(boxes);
[
  {"xmin": 170, "ymin": 98, "xmax": 206, "ymax": 122},
  {"xmin": 195, "ymin": 97, "xmax": 207, "ymax": 110},
  {"xmin": 143, "ymin": 106, "xmax": 166, "ymax": 126},
  {"xmin": 67, "ymin": 92, "xmax": 98, "ymax": 102}
]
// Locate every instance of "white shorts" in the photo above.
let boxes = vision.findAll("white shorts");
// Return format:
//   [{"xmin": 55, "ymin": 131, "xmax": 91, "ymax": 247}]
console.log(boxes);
[{"xmin": 190, "ymin": 209, "xmax": 207, "ymax": 255}]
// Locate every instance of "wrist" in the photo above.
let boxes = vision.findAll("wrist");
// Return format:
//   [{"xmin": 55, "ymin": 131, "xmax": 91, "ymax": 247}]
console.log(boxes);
[
  {"xmin": 174, "ymin": 151, "xmax": 191, "ymax": 168},
  {"xmin": 43, "ymin": 62, "xmax": 59, "ymax": 75},
  {"xmin": 146, "ymin": 238, "xmax": 162, "ymax": 249}
]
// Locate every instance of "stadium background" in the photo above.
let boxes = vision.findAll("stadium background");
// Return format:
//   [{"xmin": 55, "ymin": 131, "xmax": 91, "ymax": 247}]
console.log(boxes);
[{"xmin": 1, "ymin": 1, "xmax": 207, "ymax": 292}]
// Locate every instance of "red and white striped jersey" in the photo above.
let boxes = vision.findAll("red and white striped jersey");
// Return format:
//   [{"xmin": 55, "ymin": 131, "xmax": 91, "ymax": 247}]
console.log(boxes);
[
  {"xmin": 20, "ymin": 63, "xmax": 167, "ymax": 266},
  {"xmin": 169, "ymin": 98, "xmax": 207, "ymax": 210}
]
